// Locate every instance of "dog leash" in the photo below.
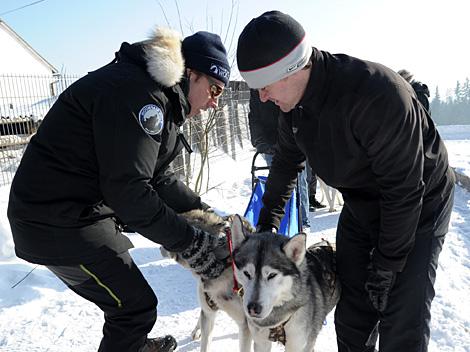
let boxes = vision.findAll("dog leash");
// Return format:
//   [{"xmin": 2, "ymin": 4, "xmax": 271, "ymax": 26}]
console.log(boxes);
[{"xmin": 224, "ymin": 226, "xmax": 243, "ymax": 296}]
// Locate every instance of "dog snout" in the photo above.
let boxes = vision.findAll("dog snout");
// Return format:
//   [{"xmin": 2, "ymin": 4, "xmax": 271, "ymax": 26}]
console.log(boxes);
[{"xmin": 247, "ymin": 302, "xmax": 263, "ymax": 317}]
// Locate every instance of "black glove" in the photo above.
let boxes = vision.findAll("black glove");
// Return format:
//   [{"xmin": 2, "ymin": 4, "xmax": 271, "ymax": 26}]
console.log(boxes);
[
  {"xmin": 181, "ymin": 228, "xmax": 225, "ymax": 280},
  {"xmin": 256, "ymin": 143, "xmax": 275, "ymax": 155},
  {"xmin": 364, "ymin": 263, "xmax": 396, "ymax": 312}
]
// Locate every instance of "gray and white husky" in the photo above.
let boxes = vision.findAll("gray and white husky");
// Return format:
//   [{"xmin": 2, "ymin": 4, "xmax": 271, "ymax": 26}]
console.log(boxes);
[
  {"xmin": 160, "ymin": 210, "xmax": 255, "ymax": 352},
  {"xmin": 231, "ymin": 215, "xmax": 341, "ymax": 352},
  {"xmin": 162, "ymin": 211, "xmax": 339, "ymax": 352}
]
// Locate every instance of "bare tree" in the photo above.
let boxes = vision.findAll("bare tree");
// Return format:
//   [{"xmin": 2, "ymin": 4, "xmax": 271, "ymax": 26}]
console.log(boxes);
[{"xmin": 155, "ymin": 0, "xmax": 241, "ymax": 194}]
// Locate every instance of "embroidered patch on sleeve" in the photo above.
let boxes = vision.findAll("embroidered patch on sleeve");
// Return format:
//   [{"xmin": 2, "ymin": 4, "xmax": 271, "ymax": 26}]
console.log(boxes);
[{"xmin": 138, "ymin": 104, "xmax": 164, "ymax": 135}]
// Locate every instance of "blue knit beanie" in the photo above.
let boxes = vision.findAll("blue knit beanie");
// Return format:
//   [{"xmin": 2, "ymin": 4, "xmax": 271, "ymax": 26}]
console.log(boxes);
[{"xmin": 182, "ymin": 31, "xmax": 230, "ymax": 86}]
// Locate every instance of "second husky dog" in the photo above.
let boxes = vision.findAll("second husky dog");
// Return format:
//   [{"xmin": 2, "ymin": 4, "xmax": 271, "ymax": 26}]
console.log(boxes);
[
  {"xmin": 318, "ymin": 177, "xmax": 343, "ymax": 213},
  {"xmin": 231, "ymin": 216, "xmax": 340, "ymax": 352}
]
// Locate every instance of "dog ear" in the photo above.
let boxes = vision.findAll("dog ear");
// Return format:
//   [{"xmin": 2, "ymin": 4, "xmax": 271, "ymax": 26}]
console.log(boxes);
[
  {"xmin": 230, "ymin": 214, "xmax": 247, "ymax": 248},
  {"xmin": 283, "ymin": 233, "xmax": 306, "ymax": 266}
]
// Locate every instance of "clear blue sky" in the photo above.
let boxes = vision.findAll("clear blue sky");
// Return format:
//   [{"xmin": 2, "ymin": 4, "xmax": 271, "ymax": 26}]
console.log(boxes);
[{"xmin": 1, "ymin": 0, "xmax": 469, "ymax": 97}]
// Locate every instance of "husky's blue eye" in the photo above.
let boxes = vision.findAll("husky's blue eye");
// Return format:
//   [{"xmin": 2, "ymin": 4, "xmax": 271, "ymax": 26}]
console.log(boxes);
[
  {"xmin": 243, "ymin": 271, "xmax": 251, "ymax": 280},
  {"xmin": 267, "ymin": 273, "xmax": 277, "ymax": 280}
]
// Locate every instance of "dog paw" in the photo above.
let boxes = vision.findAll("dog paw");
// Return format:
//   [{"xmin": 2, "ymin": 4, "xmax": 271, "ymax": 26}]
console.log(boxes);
[{"xmin": 191, "ymin": 327, "xmax": 201, "ymax": 341}]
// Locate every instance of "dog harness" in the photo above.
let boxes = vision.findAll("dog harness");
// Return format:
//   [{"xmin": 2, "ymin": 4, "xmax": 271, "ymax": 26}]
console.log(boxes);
[
  {"xmin": 268, "ymin": 316, "xmax": 292, "ymax": 345},
  {"xmin": 204, "ymin": 292, "xmax": 219, "ymax": 311}
]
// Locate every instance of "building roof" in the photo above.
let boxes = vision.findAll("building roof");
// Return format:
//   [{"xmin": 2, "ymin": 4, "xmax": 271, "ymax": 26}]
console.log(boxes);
[{"xmin": 0, "ymin": 19, "xmax": 58, "ymax": 74}]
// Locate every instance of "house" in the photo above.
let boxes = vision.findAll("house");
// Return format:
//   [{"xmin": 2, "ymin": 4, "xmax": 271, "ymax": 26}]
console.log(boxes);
[
  {"xmin": 0, "ymin": 19, "xmax": 57, "ymax": 75},
  {"xmin": 0, "ymin": 19, "xmax": 59, "ymax": 121}
]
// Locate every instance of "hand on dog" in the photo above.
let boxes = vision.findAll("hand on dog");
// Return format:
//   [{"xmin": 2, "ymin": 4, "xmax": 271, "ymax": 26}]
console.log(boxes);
[
  {"xmin": 364, "ymin": 263, "xmax": 396, "ymax": 312},
  {"xmin": 181, "ymin": 228, "xmax": 225, "ymax": 280}
]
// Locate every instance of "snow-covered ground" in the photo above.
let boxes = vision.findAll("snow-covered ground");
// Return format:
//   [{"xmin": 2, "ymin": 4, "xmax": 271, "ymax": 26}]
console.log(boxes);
[
  {"xmin": 438, "ymin": 125, "xmax": 470, "ymax": 178},
  {"xmin": 0, "ymin": 125, "xmax": 469, "ymax": 352}
]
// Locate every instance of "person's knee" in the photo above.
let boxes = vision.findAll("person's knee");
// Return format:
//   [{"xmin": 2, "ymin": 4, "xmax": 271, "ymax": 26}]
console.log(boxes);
[{"xmin": 124, "ymin": 281, "xmax": 158, "ymax": 315}]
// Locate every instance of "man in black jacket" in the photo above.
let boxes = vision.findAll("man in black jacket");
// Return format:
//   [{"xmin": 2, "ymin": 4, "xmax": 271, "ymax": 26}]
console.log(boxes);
[
  {"xmin": 248, "ymin": 89, "xmax": 279, "ymax": 163},
  {"xmin": 237, "ymin": 11, "xmax": 454, "ymax": 352},
  {"xmin": 8, "ymin": 28, "xmax": 230, "ymax": 352}
]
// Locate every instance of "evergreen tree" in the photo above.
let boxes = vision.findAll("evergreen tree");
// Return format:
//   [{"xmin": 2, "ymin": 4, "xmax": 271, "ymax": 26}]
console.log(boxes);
[
  {"xmin": 463, "ymin": 78, "xmax": 470, "ymax": 124},
  {"xmin": 430, "ymin": 86, "xmax": 442, "ymax": 122},
  {"xmin": 431, "ymin": 78, "xmax": 470, "ymax": 125},
  {"xmin": 463, "ymin": 78, "xmax": 470, "ymax": 103},
  {"xmin": 455, "ymin": 80, "xmax": 466, "ymax": 103}
]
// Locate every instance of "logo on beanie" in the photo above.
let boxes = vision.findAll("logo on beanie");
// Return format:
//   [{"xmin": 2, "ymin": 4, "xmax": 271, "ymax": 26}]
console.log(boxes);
[
  {"xmin": 138, "ymin": 104, "xmax": 164, "ymax": 136},
  {"xmin": 210, "ymin": 64, "xmax": 230, "ymax": 80},
  {"xmin": 287, "ymin": 55, "xmax": 309, "ymax": 73}
]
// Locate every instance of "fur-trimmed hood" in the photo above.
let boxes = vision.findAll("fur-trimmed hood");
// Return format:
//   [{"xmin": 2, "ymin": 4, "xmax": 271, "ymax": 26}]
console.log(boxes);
[{"xmin": 144, "ymin": 27, "xmax": 185, "ymax": 87}]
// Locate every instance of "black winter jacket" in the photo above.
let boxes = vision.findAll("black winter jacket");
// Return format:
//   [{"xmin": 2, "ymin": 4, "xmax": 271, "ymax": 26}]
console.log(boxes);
[
  {"xmin": 8, "ymin": 39, "xmax": 203, "ymax": 265},
  {"xmin": 258, "ymin": 48, "xmax": 454, "ymax": 272}
]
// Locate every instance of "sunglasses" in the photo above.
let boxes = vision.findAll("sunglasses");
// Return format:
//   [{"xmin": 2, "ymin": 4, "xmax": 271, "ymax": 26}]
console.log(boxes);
[{"xmin": 206, "ymin": 76, "xmax": 224, "ymax": 99}]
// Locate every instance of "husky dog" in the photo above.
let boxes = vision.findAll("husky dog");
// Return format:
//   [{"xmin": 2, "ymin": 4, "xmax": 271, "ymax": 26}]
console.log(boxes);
[
  {"xmin": 318, "ymin": 177, "xmax": 343, "ymax": 212},
  {"xmin": 160, "ymin": 209, "xmax": 255, "ymax": 352},
  {"xmin": 231, "ymin": 216, "xmax": 340, "ymax": 352}
]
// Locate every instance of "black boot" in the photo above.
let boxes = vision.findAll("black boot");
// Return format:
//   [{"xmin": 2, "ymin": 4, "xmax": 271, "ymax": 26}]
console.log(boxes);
[
  {"xmin": 139, "ymin": 335, "xmax": 177, "ymax": 352},
  {"xmin": 309, "ymin": 197, "xmax": 326, "ymax": 210}
]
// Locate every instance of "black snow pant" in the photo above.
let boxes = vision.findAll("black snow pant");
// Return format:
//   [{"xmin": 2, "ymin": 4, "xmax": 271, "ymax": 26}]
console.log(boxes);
[
  {"xmin": 335, "ymin": 192, "xmax": 453, "ymax": 352},
  {"xmin": 47, "ymin": 251, "xmax": 158, "ymax": 352}
]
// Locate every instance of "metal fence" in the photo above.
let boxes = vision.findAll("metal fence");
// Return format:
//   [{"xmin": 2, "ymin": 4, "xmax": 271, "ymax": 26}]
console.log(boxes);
[
  {"xmin": 0, "ymin": 73, "xmax": 80, "ymax": 120},
  {"xmin": 172, "ymin": 88, "xmax": 252, "ymax": 192},
  {"xmin": 0, "ymin": 74, "xmax": 81, "ymax": 185},
  {"xmin": 0, "ymin": 73, "xmax": 253, "ymax": 188}
]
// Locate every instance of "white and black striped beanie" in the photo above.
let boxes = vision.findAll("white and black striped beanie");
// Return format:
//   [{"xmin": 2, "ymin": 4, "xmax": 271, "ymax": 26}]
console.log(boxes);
[{"xmin": 236, "ymin": 11, "xmax": 312, "ymax": 89}]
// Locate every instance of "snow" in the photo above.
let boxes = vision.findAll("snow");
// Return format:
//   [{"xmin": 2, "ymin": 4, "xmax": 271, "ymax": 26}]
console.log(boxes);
[
  {"xmin": 437, "ymin": 125, "xmax": 470, "ymax": 178},
  {"xmin": 0, "ymin": 125, "xmax": 469, "ymax": 352}
]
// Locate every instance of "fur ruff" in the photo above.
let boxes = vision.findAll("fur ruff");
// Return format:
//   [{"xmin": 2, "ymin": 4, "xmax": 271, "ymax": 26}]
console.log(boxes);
[{"xmin": 144, "ymin": 27, "xmax": 184, "ymax": 87}]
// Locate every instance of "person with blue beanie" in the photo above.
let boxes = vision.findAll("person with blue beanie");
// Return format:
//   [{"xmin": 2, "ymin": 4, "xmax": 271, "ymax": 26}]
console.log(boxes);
[{"xmin": 8, "ymin": 27, "xmax": 230, "ymax": 352}]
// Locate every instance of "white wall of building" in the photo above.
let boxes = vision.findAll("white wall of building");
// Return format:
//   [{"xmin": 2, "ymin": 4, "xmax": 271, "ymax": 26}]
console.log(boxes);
[
  {"xmin": 0, "ymin": 26, "xmax": 52, "ymax": 75},
  {"xmin": 0, "ymin": 22, "xmax": 57, "ymax": 118}
]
